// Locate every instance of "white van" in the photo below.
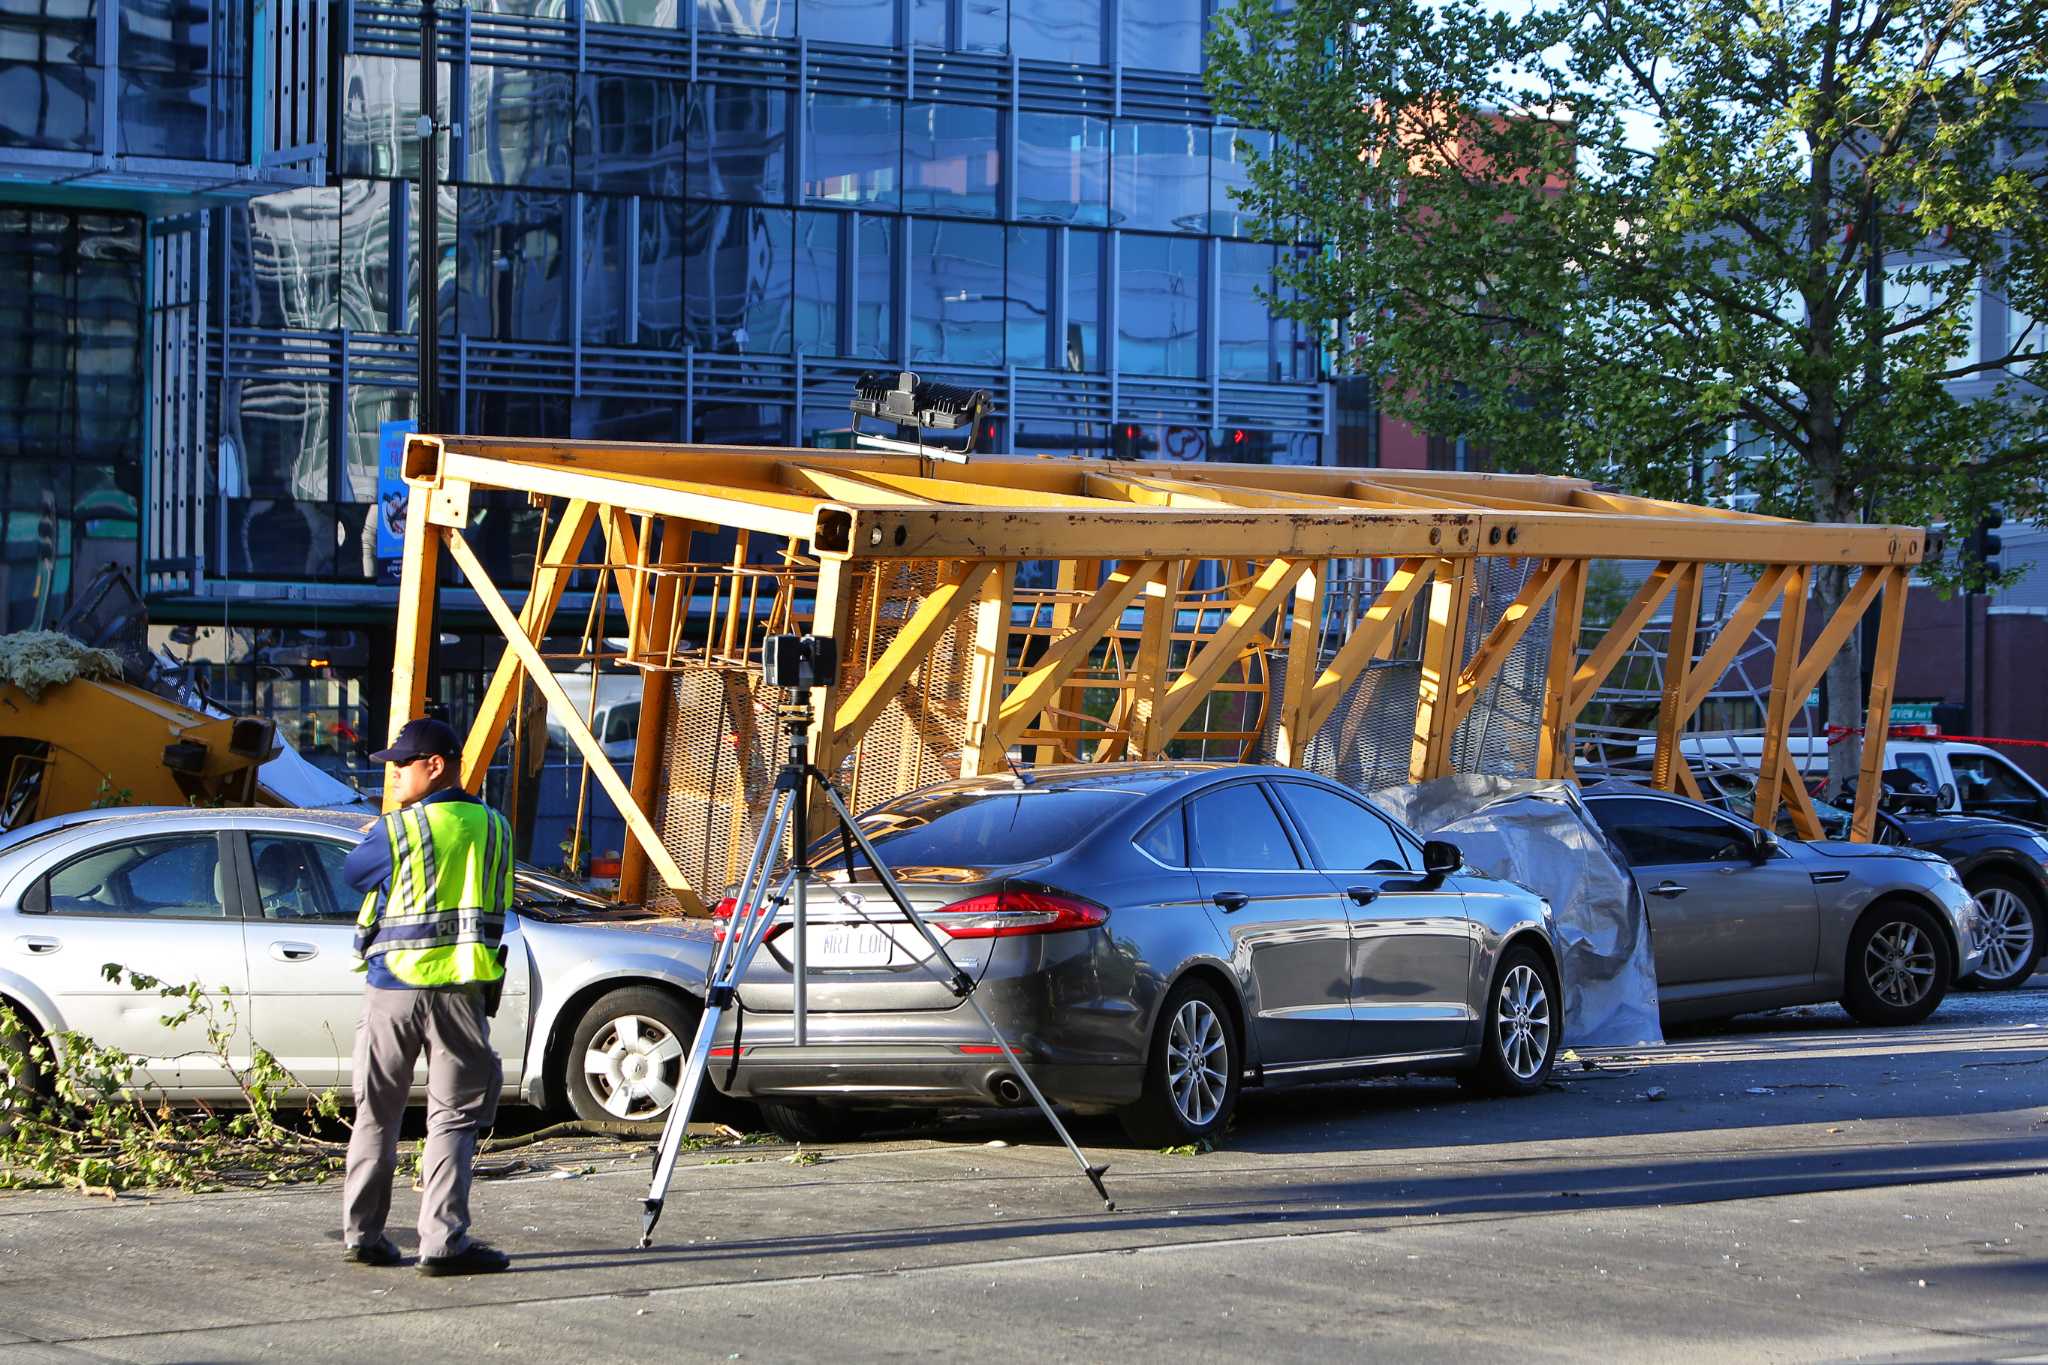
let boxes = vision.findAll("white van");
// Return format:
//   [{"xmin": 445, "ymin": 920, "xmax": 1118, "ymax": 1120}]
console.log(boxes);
[
  {"xmin": 547, "ymin": 670, "xmax": 643, "ymax": 762},
  {"xmin": 1645, "ymin": 733, "xmax": 2048, "ymax": 827}
]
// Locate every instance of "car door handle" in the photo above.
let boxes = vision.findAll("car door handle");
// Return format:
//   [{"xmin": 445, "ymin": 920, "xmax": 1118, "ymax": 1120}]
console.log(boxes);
[
  {"xmin": 1212, "ymin": 891, "xmax": 1250, "ymax": 913},
  {"xmin": 1344, "ymin": 885, "xmax": 1379, "ymax": 907},
  {"xmin": 15, "ymin": 935, "xmax": 60, "ymax": 956},
  {"xmin": 269, "ymin": 941, "xmax": 319, "ymax": 963},
  {"xmin": 1649, "ymin": 881, "xmax": 1688, "ymax": 899}
]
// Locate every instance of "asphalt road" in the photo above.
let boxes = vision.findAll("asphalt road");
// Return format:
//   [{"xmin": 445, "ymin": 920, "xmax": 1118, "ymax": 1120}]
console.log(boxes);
[{"xmin": 1, "ymin": 988, "xmax": 2044, "ymax": 1363}]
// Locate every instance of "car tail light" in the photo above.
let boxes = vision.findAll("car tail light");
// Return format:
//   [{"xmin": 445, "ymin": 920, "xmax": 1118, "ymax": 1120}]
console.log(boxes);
[
  {"xmin": 712, "ymin": 895, "xmax": 787, "ymax": 944},
  {"xmin": 926, "ymin": 888, "xmax": 1109, "ymax": 938}
]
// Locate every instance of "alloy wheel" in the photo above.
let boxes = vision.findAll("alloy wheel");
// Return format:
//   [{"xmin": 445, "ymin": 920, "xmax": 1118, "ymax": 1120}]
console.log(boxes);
[
  {"xmin": 1864, "ymin": 922, "xmax": 1938, "ymax": 1008},
  {"xmin": 1165, "ymin": 998, "xmax": 1229, "ymax": 1128},
  {"xmin": 583, "ymin": 1013, "xmax": 685, "ymax": 1120},
  {"xmin": 1495, "ymin": 963, "xmax": 1552, "ymax": 1081},
  {"xmin": 1973, "ymin": 887, "xmax": 2038, "ymax": 984}
]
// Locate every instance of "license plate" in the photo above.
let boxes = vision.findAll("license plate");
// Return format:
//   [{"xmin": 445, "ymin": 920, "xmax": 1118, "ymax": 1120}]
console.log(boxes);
[{"xmin": 806, "ymin": 925, "xmax": 893, "ymax": 968}]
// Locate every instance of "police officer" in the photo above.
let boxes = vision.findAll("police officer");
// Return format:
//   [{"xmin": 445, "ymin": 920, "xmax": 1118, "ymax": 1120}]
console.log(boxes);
[{"xmin": 339, "ymin": 717, "xmax": 514, "ymax": 1276}]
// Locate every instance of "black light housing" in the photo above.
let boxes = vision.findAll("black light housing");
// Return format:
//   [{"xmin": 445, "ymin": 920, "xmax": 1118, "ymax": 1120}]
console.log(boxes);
[{"xmin": 849, "ymin": 371, "xmax": 992, "ymax": 458}]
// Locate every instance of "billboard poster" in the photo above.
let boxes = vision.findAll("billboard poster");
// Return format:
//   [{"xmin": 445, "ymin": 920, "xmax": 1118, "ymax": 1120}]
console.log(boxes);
[{"xmin": 376, "ymin": 419, "xmax": 417, "ymax": 579}]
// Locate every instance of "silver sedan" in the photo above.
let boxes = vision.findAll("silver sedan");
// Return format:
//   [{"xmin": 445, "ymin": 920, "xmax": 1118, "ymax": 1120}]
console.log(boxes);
[{"xmin": 0, "ymin": 807, "xmax": 719, "ymax": 1124}]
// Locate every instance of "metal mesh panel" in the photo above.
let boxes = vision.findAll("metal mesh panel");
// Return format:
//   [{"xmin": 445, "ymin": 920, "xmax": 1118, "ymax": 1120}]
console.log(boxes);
[
  {"xmin": 649, "ymin": 667, "xmax": 778, "ymax": 910},
  {"xmin": 841, "ymin": 561, "xmax": 977, "ymax": 815}
]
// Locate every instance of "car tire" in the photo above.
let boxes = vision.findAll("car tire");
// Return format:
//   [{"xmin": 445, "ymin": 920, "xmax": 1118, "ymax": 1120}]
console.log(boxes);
[
  {"xmin": 1842, "ymin": 901, "xmax": 1953, "ymax": 1026},
  {"xmin": 1459, "ymin": 944, "xmax": 1562, "ymax": 1097},
  {"xmin": 1117, "ymin": 977, "xmax": 1241, "ymax": 1147},
  {"xmin": 1961, "ymin": 873, "xmax": 2044, "ymax": 991},
  {"xmin": 0, "ymin": 1004, "xmax": 45, "ymax": 1140},
  {"xmin": 563, "ymin": 986, "xmax": 704, "ymax": 1125},
  {"xmin": 758, "ymin": 1101, "xmax": 867, "ymax": 1144}
]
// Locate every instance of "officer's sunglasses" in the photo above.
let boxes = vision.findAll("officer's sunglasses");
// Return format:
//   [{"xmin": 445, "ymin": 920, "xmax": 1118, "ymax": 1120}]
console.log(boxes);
[{"xmin": 390, "ymin": 753, "xmax": 444, "ymax": 768}]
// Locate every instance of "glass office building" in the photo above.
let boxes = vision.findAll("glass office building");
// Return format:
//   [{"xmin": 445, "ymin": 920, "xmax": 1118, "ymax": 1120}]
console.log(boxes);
[{"xmin": 0, "ymin": 0, "xmax": 1336, "ymax": 790}]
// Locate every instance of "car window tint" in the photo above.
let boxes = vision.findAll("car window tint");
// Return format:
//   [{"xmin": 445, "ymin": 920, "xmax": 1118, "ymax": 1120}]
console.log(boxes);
[
  {"xmin": 44, "ymin": 836, "xmax": 226, "ymax": 919},
  {"xmin": 811, "ymin": 788, "xmax": 1136, "ymax": 871},
  {"xmin": 604, "ymin": 702, "xmax": 640, "ymax": 743},
  {"xmin": 1135, "ymin": 806, "xmax": 1186, "ymax": 866},
  {"xmin": 1952, "ymin": 754, "xmax": 2037, "ymax": 804},
  {"xmin": 1588, "ymin": 797, "xmax": 1754, "ymax": 866},
  {"xmin": 1274, "ymin": 782, "xmax": 1409, "ymax": 871},
  {"xmin": 1894, "ymin": 752, "xmax": 1937, "ymax": 789},
  {"xmin": 252, "ymin": 837, "xmax": 355, "ymax": 922},
  {"xmin": 1187, "ymin": 784, "xmax": 1301, "ymax": 870}
]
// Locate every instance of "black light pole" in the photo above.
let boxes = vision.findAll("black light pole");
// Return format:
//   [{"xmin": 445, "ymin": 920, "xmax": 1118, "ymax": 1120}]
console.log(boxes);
[{"xmin": 417, "ymin": 0, "xmax": 441, "ymax": 434}]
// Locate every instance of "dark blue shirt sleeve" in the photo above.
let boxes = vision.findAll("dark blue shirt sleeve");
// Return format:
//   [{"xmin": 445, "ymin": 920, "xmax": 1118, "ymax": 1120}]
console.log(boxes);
[{"xmin": 343, "ymin": 821, "xmax": 392, "ymax": 893}]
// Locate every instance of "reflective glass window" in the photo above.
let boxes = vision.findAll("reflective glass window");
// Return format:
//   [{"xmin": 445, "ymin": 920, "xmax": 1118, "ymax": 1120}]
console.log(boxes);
[
  {"xmin": 640, "ymin": 198, "xmax": 688, "ymax": 348},
  {"xmin": 1006, "ymin": 226, "xmax": 1051, "ymax": 369},
  {"xmin": 576, "ymin": 75, "xmax": 684, "ymax": 197},
  {"xmin": 1210, "ymin": 127, "xmax": 1270, "ymax": 237},
  {"xmin": 685, "ymin": 204, "xmax": 792, "ymax": 354},
  {"xmin": 904, "ymin": 102, "xmax": 1000, "ymax": 218},
  {"xmin": 1119, "ymin": 0, "xmax": 1201, "ymax": 73},
  {"xmin": 224, "ymin": 373, "xmax": 335, "ymax": 502},
  {"xmin": 338, "ymin": 179, "xmax": 401, "ymax": 333},
  {"xmin": 1113, "ymin": 122, "xmax": 1209, "ymax": 233},
  {"xmin": 584, "ymin": 0, "xmax": 679, "ymax": 24},
  {"xmin": 1065, "ymin": 227, "xmax": 1103, "ymax": 372},
  {"xmin": 805, "ymin": 92, "xmax": 900, "ymax": 208},
  {"xmin": 120, "ymin": 0, "xmax": 225, "ymax": 74},
  {"xmin": 1277, "ymin": 245, "xmax": 1317, "ymax": 381},
  {"xmin": 909, "ymin": 219, "xmax": 1004, "ymax": 367},
  {"xmin": 1118, "ymin": 232, "xmax": 1200, "ymax": 377},
  {"xmin": 1016, "ymin": 112, "xmax": 1108, "ymax": 225},
  {"xmin": 455, "ymin": 188, "xmax": 569, "ymax": 342},
  {"xmin": 573, "ymin": 396, "xmax": 680, "ymax": 440},
  {"xmin": 338, "ymin": 56, "xmax": 452, "ymax": 181},
  {"xmin": 1218, "ymin": 240, "xmax": 1276, "ymax": 381},
  {"xmin": 1013, "ymin": 0, "xmax": 1101, "ymax": 63},
  {"xmin": 909, "ymin": 0, "xmax": 945, "ymax": 46},
  {"xmin": 464, "ymin": 66, "xmax": 573, "ymax": 188},
  {"xmin": 1187, "ymin": 783, "xmax": 1301, "ymax": 870},
  {"xmin": 119, "ymin": 68, "xmax": 237, "ymax": 160},
  {"xmin": 1015, "ymin": 417, "xmax": 1104, "ymax": 456},
  {"xmin": 853, "ymin": 214, "xmax": 895, "ymax": 358},
  {"xmin": 961, "ymin": 0, "xmax": 1005, "ymax": 51},
  {"xmin": 697, "ymin": 0, "xmax": 792, "ymax": 37},
  {"xmin": 794, "ymin": 209, "xmax": 841, "ymax": 354},
  {"xmin": 802, "ymin": 0, "xmax": 895, "ymax": 44},
  {"xmin": 229, "ymin": 187, "xmax": 341, "ymax": 332},
  {"xmin": 693, "ymin": 402, "xmax": 788, "ymax": 443},
  {"xmin": 345, "ymin": 385, "xmax": 413, "ymax": 505},
  {"xmin": 44, "ymin": 837, "xmax": 227, "ymax": 919},
  {"xmin": 687, "ymin": 83, "xmax": 788, "ymax": 204},
  {"xmin": 0, "ymin": 61, "xmax": 99, "ymax": 152},
  {"xmin": 1274, "ymin": 783, "xmax": 1410, "ymax": 871},
  {"xmin": 581, "ymin": 194, "xmax": 633, "ymax": 345},
  {"xmin": 0, "ymin": 0, "xmax": 98, "ymax": 65}
]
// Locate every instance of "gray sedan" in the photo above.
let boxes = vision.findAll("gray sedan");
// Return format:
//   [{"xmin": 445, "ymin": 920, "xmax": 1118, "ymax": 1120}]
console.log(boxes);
[
  {"xmin": 0, "ymin": 807, "xmax": 719, "ymax": 1124},
  {"xmin": 709, "ymin": 763, "xmax": 1563, "ymax": 1146},
  {"xmin": 1582, "ymin": 787, "xmax": 1982, "ymax": 1024}
]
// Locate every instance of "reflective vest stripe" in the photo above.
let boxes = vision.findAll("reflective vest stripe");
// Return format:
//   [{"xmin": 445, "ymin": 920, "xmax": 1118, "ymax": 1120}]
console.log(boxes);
[{"xmin": 355, "ymin": 800, "xmax": 512, "ymax": 986}]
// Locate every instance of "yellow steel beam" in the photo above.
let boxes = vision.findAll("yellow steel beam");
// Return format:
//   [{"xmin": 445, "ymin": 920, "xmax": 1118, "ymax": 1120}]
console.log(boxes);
[
  {"xmin": 1650, "ymin": 563, "xmax": 1704, "ymax": 793},
  {"xmin": 1750, "ymin": 566, "xmax": 1811, "ymax": 832},
  {"xmin": 1410, "ymin": 557, "xmax": 1474, "ymax": 781},
  {"xmin": 1537, "ymin": 559, "xmax": 1587, "ymax": 779},
  {"xmin": 434, "ymin": 448, "xmax": 823, "ymax": 542},
  {"xmin": 1296, "ymin": 558, "xmax": 1438, "ymax": 743},
  {"xmin": 1852, "ymin": 566, "xmax": 1910, "ymax": 842},
  {"xmin": 776, "ymin": 463, "xmax": 940, "ymax": 507},
  {"xmin": 1102, "ymin": 562, "xmax": 1181, "ymax": 761},
  {"xmin": 440, "ymin": 525, "xmax": 700, "ymax": 910},
  {"xmin": 385, "ymin": 483, "xmax": 442, "ymax": 813},
  {"xmin": 1566, "ymin": 563, "xmax": 1682, "ymax": 717},
  {"xmin": 459, "ymin": 498, "xmax": 598, "ymax": 793},
  {"xmin": 1678, "ymin": 565, "xmax": 1792, "ymax": 715},
  {"xmin": 1448, "ymin": 558, "xmax": 1570, "ymax": 731},
  {"xmin": 1784, "ymin": 566, "xmax": 1889, "ymax": 704},
  {"xmin": 1778, "ymin": 748, "xmax": 1826, "ymax": 840},
  {"xmin": 620, "ymin": 515, "xmax": 691, "ymax": 905},
  {"xmin": 958, "ymin": 562, "xmax": 1017, "ymax": 777},
  {"xmin": 1151, "ymin": 557, "xmax": 1309, "ymax": 746},
  {"xmin": 997, "ymin": 560, "xmax": 1161, "ymax": 747},
  {"xmin": 1274, "ymin": 561, "xmax": 1329, "ymax": 766},
  {"xmin": 831, "ymin": 560, "xmax": 997, "ymax": 749},
  {"xmin": 807, "ymin": 465, "xmax": 1119, "ymax": 509}
]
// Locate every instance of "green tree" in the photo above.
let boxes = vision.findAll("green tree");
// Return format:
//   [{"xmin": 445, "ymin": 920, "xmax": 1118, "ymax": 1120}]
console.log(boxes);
[{"xmin": 1210, "ymin": 0, "xmax": 2047, "ymax": 791}]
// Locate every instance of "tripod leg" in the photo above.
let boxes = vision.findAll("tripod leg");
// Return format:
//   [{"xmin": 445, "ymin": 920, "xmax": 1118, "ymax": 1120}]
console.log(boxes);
[
  {"xmin": 639, "ymin": 791, "xmax": 795, "ymax": 1248},
  {"xmin": 816, "ymin": 780, "xmax": 1115, "ymax": 1212}
]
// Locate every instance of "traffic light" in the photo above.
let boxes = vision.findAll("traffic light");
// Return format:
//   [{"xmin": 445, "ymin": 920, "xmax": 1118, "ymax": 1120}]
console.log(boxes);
[
  {"xmin": 1109, "ymin": 424, "xmax": 1156, "ymax": 459},
  {"xmin": 1965, "ymin": 507, "xmax": 2004, "ymax": 588},
  {"xmin": 1227, "ymin": 428, "xmax": 1248, "ymax": 451}
]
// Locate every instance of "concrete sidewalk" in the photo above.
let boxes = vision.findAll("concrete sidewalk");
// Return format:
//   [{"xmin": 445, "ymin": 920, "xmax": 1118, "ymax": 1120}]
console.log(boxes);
[{"xmin": 2, "ymin": 1000, "xmax": 2044, "ymax": 1362}]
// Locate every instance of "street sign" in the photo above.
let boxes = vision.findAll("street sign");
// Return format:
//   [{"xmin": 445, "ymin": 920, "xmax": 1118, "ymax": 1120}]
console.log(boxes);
[{"xmin": 1890, "ymin": 701, "xmax": 1937, "ymax": 725}]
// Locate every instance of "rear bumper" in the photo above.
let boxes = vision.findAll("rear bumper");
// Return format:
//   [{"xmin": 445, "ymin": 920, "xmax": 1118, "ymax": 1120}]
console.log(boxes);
[{"xmin": 707, "ymin": 1042, "xmax": 1141, "ymax": 1111}]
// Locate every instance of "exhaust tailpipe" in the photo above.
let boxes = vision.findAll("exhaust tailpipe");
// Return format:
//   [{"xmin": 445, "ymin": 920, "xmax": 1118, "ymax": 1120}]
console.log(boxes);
[{"xmin": 993, "ymin": 1075, "xmax": 1025, "ymax": 1105}]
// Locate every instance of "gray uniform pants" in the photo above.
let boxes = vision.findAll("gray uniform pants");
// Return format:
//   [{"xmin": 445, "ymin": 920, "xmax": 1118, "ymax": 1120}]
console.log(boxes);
[{"xmin": 342, "ymin": 984, "xmax": 501, "ymax": 1258}]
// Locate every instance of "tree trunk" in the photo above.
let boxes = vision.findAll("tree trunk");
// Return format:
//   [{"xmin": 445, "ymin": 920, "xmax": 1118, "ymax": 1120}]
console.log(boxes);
[{"xmin": 1814, "ymin": 563, "xmax": 1865, "ymax": 803}]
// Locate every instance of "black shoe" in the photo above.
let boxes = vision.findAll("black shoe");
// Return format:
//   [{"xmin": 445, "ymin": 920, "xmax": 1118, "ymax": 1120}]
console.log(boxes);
[
  {"xmin": 343, "ymin": 1237, "xmax": 403, "ymax": 1267},
  {"xmin": 417, "ymin": 1242, "xmax": 511, "ymax": 1277}
]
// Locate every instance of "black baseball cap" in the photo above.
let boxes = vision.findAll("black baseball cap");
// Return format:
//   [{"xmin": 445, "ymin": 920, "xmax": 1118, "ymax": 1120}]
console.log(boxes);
[{"xmin": 369, "ymin": 717, "xmax": 461, "ymax": 764}]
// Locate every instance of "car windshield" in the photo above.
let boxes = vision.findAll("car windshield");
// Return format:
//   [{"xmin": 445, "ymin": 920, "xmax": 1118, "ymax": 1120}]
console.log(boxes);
[{"xmin": 807, "ymin": 787, "xmax": 1136, "ymax": 872}]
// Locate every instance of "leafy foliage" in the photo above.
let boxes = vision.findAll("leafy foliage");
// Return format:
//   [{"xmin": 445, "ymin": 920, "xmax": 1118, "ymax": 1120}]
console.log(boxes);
[{"xmin": 0, "ymin": 968, "xmax": 345, "ymax": 1194}]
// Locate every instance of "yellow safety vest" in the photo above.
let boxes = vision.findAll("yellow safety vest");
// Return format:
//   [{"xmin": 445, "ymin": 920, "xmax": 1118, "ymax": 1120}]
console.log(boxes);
[{"xmin": 356, "ymin": 801, "xmax": 513, "ymax": 987}]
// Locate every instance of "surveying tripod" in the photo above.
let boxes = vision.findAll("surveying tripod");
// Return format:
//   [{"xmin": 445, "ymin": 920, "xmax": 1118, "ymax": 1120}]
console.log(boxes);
[{"xmin": 638, "ymin": 642, "xmax": 1113, "ymax": 1248}]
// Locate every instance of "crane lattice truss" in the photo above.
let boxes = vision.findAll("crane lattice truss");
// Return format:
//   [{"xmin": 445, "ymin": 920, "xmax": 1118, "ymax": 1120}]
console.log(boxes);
[{"xmin": 390, "ymin": 436, "xmax": 1925, "ymax": 912}]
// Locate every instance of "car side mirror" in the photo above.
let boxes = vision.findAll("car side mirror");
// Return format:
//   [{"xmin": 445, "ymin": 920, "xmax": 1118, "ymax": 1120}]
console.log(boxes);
[
  {"xmin": 1750, "ymin": 827, "xmax": 1777, "ymax": 861},
  {"xmin": 1421, "ymin": 840, "xmax": 1463, "ymax": 877},
  {"xmin": 1938, "ymin": 782, "xmax": 1958, "ymax": 811}
]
